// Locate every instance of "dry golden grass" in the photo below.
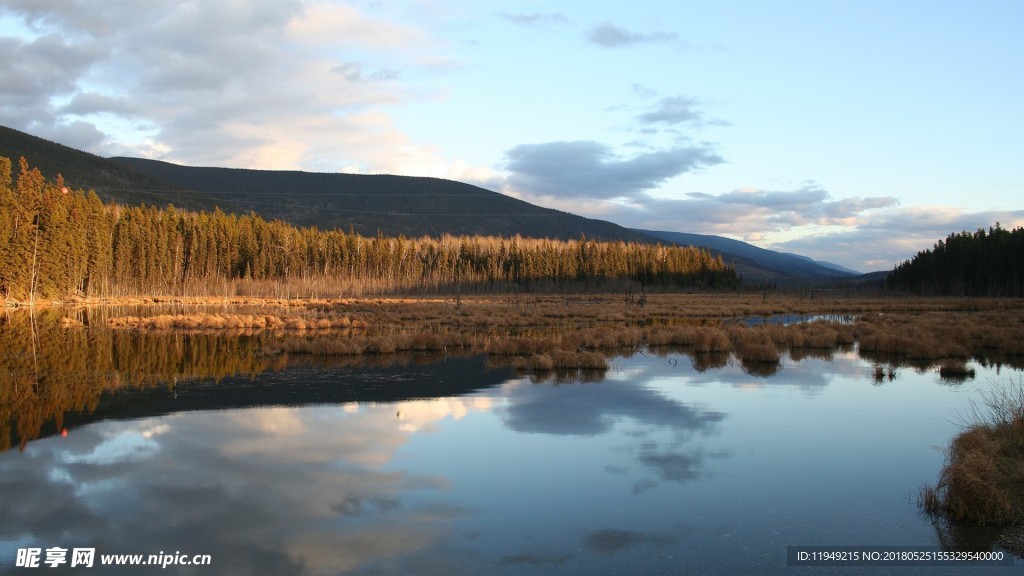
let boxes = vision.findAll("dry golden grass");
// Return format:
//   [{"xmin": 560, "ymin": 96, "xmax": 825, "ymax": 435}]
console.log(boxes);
[
  {"xmin": 512, "ymin": 353, "xmax": 555, "ymax": 372},
  {"xmin": 84, "ymin": 293, "xmax": 1024, "ymax": 375},
  {"xmin": 922, "ymin": 379, "xmax": 1024, "ymax": 525},
  {"xmin": 728, "ymin": 326, "xmax": 781, "ymax": 366}
]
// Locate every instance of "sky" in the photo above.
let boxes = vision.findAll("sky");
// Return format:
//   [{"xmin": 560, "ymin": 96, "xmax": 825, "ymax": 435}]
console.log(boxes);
[{"xmin": 1, "ymin": 0, "xmax": 1022, "ymax": 272}]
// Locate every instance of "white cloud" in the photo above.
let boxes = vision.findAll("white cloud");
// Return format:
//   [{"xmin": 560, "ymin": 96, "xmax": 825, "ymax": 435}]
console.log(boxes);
[
  {"xmin": 503, "ymin": 181, "xmax": 906, "ymax": 271},
  {"xmin": 504, "ymin": 140, "xmax": 721, "ymax": 200},
  {"xmin": 773, "ymin": 207, "xmax": 1024, "ymax": 271},
  {"xmin": 0, "ymin": 0, "xmax": 466, "ymax": 175}
]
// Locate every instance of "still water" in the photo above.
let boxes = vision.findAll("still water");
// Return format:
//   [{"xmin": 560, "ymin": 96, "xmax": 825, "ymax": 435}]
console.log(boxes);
[{"xmin": 1, "ymin": 332, "xmax": 1021, "ymax": 574}]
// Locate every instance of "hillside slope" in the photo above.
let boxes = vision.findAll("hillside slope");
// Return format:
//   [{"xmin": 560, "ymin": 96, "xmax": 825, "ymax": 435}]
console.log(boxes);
[
  {"xmin": 110, "ymin": 157, "xmax": 654, "ymax": 241},
  {"xmin": 0, "ymin": 125, "xmax": 231, "ymax": 212},
  {"xmin": 0, "ymin": 124, "xmax": 653, "ymax": 242}
]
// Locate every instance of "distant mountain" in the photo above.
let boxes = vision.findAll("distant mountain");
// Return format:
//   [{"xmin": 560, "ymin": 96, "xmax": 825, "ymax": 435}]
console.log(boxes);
[
  {"xmin": 635, "ymin": 229, "xmax": 860, "ymax": 281},
  {"xmin": 109, "ymin": 157, "xmax": 654, "ymax": 242},
  {"xmin": 784, "ymin": 253, "xmax": 862, "ymax": 276}
]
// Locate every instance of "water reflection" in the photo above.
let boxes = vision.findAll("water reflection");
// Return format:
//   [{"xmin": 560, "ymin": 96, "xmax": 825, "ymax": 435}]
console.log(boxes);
[
  {"xmin": 498, "ymin": 378, "xmax": 724, "ymax": 437},
  {"xmin": 1, "ymin": 404, "xmax": 463, "ymax": 574},
  {"xmin": 4, "ymin": 312, "xmax": 1024, "ymax": 574},
  {"xmin": 0, "ymin": 309, "xmax": 504, "ymax": 451},
  {"xmin": 734, "ymin": 313, "xmax": 857, "ymax": 326},
  {"xmin": 0, "ymin": 309, "xmax": 281, "ymax": 451}
]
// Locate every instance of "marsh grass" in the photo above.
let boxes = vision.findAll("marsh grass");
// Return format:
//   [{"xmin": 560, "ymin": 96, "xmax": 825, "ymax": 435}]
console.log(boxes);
[
  {"xmin": 922, "ymin": 378, "xmax": 1024, "ymax": 526},
  {"xmin": 728, "ymin": 326, "xmax": 781, "ymax": 366},
  {"xmin": 92, "ymin": 294, "xmax": 1024, "ymax": 376}
]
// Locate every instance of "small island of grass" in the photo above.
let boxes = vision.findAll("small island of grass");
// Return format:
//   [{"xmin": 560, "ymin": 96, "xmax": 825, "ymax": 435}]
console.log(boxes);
[{"xmin": 922, "ymin": 379, "xmax": 1024, "ymax": 531}]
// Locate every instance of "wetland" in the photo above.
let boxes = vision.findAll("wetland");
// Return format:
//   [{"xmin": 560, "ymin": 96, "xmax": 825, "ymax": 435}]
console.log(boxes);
[{"xmin": 3, "ymin": 294, "xmax": 1024, "ymax": 574}]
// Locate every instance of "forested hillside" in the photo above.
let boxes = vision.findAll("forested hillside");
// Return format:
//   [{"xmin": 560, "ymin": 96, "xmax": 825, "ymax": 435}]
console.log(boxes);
[
  {"xmin": 110, "ymin": 157, "xmax": 655, "ymax": 241},
  {"xmin": 0, "ymin": 125, "xmax": 233, "ymax": 212},
  {"xmin": 888, "ymin": 224, "xmax": 1024, "ymax": 296},
  {"xmin": 0, "ymin": 157, "xmax": 738, "ymax": 302}
]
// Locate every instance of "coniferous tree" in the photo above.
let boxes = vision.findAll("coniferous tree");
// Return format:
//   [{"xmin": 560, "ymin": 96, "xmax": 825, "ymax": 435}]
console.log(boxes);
[
  {"xmin": 889, "ymin": 224, "xmax": 1024, "ymax": 296},
  {"xmin": 0, "ymin": 155, "xmax": 742, "ymax": 301}
]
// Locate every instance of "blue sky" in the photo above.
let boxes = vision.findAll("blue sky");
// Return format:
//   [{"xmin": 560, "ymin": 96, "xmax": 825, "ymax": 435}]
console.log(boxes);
[{"xmin": 1, "ymin": 0, "xmax": 1022, "ymax": 272}]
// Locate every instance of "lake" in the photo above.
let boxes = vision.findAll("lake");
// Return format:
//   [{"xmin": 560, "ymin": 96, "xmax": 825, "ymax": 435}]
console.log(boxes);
[{"xmin": 1, "ymin": 314, "xmax": 1021, "ymax": 574}]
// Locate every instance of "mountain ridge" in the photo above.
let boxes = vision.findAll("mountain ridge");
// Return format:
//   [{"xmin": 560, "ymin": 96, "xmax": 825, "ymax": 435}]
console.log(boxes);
[
  {"xmin": 108, "ymin": 156, "xmax": 654, "ymax": 242},
  {"xmin": 1, "ymin": 123, "xmax": 867, "ymax": 281},
  {"xmin": 0, "ymin": 124, "xmax": 225, "ymax": 211}
]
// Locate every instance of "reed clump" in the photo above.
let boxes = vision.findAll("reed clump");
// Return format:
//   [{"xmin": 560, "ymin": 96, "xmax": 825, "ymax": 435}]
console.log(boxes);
[
  {"xmin": 513, "ymin": 353, "xmax": 556, "ymax": 372},
  {"xmin": 550, "ymin": 350, "xmax": 609, "ymax": 370},
  {"xmin": 728, "ymin": 326, "xmax": 781, "ymax": 366},
  {"xmin": 922, "ymin": 379, "xmax": 1024, "ymax": 526}
]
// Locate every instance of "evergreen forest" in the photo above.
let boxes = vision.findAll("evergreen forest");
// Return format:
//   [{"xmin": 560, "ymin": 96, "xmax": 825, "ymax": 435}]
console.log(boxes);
[
  {"xmin": 0, "ymin": 156, "xmax": 739, "ymax": 302},
  {"xmin": 887, "ymin": 224, "xmax": 1024, "ymax": 296}
]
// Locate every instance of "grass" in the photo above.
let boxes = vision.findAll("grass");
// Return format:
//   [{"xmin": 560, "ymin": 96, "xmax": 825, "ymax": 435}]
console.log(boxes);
[
  {"xmin": 68, "ymin": 294, "xmax": 1024, "ymax": 377},
  {"xmin": 922, "ymin": 378, "xmax": 1024, "ymax": 526}
]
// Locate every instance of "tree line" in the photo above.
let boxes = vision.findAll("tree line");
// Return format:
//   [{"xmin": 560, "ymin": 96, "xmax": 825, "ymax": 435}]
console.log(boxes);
[
  {"xmin": 0, "ymin": 156, "xmax": 739, "ymax": 302},
  {"xmin": 887, "ymin": 224, "xmax": 1024, "ymax": 296}
]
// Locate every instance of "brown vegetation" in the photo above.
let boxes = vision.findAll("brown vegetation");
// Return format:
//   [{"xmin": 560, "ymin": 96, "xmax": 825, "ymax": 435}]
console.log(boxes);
[
  {"xmin": 91, "ymin": 294, "xmax": 1024, "ymax": 375},
  {"xmin": 922, "ymin": 379, "xmax": 1024, "ymax": 526}
]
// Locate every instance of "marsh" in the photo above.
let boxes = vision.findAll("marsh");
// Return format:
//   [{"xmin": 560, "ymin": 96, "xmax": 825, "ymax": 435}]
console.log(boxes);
[{"xmin": 3, "ymin": 303, "xmax": 1022, "ymax": 574}]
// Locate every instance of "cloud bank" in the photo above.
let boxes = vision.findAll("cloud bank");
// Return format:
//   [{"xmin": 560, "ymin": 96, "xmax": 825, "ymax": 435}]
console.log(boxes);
[{"xmin": 0, "ymin": 1, "xmax": 462, "ymax": 175}]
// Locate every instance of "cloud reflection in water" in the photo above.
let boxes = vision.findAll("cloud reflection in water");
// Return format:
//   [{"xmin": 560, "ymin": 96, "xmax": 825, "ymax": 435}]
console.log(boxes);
[{"xmin": 0, "ymin": 395, "xmax": 495, "ymax": 575}]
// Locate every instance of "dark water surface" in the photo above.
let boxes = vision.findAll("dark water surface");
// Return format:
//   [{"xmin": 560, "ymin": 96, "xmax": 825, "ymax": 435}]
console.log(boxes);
[{"xmin": 1, "ymin": 314, "xmax": 1021, "ymax": 574}]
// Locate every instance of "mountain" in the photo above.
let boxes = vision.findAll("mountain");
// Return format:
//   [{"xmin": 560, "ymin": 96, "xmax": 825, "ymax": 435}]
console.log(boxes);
[
  {"xmin": 0, "ymin": 124, "xmax": 654, "ymax": 242},
  {"xmin": 0, "ymin": 125, "xmax": 230, "ymax": 212},
  {"xmin": 108, "ymin": 157, "xmax": 654, "ymax": 242},
  {"xmin": 635, "ymin": 229, "xmax": 860, "ymax": 281},
  {"xmin": 2, "ymin": 123, "xmax": 868, "ymax": 281}
]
